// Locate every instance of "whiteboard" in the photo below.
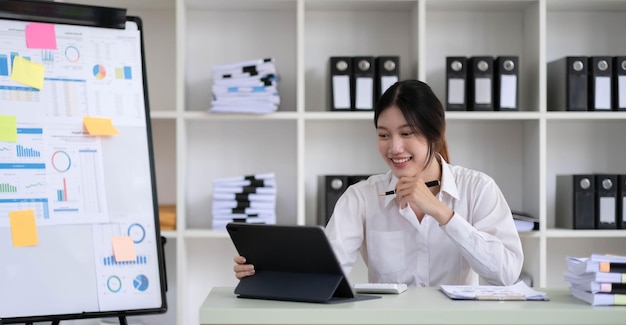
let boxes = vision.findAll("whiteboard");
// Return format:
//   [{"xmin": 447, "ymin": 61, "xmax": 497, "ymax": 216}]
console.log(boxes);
[{"xmin": 0, "ymin": 4, "xmax": 166, "ymax": 323}]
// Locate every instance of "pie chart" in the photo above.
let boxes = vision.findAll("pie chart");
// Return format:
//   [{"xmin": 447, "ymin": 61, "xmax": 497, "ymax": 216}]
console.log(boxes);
[
  {"xmin": 93, "ymin": 64, "xmax": 106, "ymax": 80},
  {"xmin": 133, "ymin": 274, "xmax": 149, "ymax": 292}
]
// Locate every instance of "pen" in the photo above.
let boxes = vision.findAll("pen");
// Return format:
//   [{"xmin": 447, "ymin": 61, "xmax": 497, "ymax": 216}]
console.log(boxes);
[{"xmin": 378, "ymin": 180, "xmax": 440, "ymax": 196}]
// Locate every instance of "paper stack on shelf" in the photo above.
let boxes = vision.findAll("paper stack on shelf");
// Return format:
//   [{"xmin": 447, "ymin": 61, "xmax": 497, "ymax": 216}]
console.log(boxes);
[
  {"xmin": 512, "ymin": 211, "xmax": 539, "ymax": 232},
  {"xmin": 564, "ymin": 254, "xmax": 626, "ymax": 305},
  {"xmin": 209, "ymin": 58, "xmax": 280, "ymax": 114},
  {"xmin": 211, "ymin": 172, "xmax": 277, "ymax": 231}
]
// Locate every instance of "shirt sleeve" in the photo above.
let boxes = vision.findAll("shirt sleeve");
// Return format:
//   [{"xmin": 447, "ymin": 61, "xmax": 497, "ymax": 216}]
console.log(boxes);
[
  {"xmin": 324, "ymin": 186, "xmax": 366, "ymax": 277},
  {"xmin": 440, "ymin": 178, "xmax": 524, "ymax": 286}
]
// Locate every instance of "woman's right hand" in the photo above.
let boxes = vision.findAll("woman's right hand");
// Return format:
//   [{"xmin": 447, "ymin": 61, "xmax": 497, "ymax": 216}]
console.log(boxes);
[{"xmin": 233, "ymin": 255, "xmax": 255, "ymax": 279}]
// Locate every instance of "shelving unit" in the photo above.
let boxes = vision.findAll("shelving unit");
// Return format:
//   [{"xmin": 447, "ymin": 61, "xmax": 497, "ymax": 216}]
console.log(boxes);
[{"xmin": 61, "ymin": 1, "xmax": 626, "ymax": 324}]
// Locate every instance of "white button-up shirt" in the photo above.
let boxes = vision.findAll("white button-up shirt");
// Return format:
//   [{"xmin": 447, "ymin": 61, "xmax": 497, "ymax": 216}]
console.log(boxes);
[{"xmin": 324, "ymin": 158, "xmax": 524, "ymax": 287}]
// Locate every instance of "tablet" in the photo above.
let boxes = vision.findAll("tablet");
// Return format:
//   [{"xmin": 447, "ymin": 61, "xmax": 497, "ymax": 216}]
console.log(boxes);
[{"xmin": 226, "ymin": 222, "xmax": 380, "ymax": 304}]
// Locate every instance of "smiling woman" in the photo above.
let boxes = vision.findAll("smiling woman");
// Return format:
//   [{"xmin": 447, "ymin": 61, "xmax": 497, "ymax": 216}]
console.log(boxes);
[{"xmin": 235, "ymin": 79, "xmax": 524, "ymax": 288}]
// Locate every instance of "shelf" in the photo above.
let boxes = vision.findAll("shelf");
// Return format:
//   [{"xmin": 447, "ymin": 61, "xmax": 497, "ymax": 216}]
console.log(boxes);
[
  {"xmin": 96, "ymin": 1, "xmax": 626, "ymax": 324},
  {"xmin": 546, "ymin": 229, "xmax": 626, "ymax": 238}
]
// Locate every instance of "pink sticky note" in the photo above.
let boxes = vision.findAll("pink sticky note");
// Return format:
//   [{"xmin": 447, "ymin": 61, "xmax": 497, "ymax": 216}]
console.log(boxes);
[
  {"xmin": 25, "ymin": 23, "xmax": 57, "ymax": 50},
  {"xmin": 112, "ymin": 236, "xmax": 137, "ymax": 262}
]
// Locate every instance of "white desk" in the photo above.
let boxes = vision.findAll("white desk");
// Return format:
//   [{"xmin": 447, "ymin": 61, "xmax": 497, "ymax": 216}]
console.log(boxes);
[{"xmin": 199, "ymin": 287, "xmax": 626, "ymax": 325}]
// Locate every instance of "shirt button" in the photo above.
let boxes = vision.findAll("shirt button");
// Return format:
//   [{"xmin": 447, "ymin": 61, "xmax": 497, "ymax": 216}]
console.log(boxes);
[{"xmin": 420, "ymin": 283, "xmax": 426, "ymax": 287}]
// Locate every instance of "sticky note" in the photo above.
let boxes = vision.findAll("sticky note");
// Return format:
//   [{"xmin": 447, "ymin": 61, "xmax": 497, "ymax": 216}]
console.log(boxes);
[
  {"xmin": 0, "ymin": 115, "xmax": 18, "ymax": 142},
  {"xmin": 9, "ymin": 209, "xmax": 39, "ymax": 247},
  {"xmin": 11, "ymin": 56, "xmax": 44, "ymax": 90},
  {"xmin": 83, "ymin": 117, "xmax": 119, "ymax": 136},
  {"xmin": 112, "ymin": 236, "xmax": 137, "ymax": 262},
  {"xmin": 25, "ymin": 23, "xmax": 57, "ymax": 49}
]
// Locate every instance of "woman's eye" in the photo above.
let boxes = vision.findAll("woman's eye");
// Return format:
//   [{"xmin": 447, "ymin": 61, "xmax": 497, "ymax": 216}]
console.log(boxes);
[{"xmin": 378, "ymin": 133, "xmax": 389, "ymax": 139}]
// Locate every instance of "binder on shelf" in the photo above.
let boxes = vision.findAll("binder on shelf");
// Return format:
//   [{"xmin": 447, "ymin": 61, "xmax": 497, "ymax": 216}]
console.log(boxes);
[
  {"xmin": 330, "ymin": 56, "xmax": 352, "ymax": 111},
  {"xmin": 318, "ymin": 175, "xmax": 370, "ymax": 226},
  {"xmin": 375, "ymin": 56, "xmax": 399, "ymax": 100},
  {"xmin": 618, "ymin": 174, "xmax": 626, "ymax": 229},
  {"xmin": 494, "ymin": 56, "xmax": 519, "ymax": 111},
  {"xmin": 613, "ymin": 56, "xmax": 626, "ymax": 111},
  {"xmin": 445, "ymin": 56, "xmax": 468, "ymax": 111},
  {"xmin": 468, "ymin": 56, "xmax": 494, "ymax": 111},
  {"xmin": 551, "ymin": 56, "xmax": 589, "ymax": 111},
  {"xmin": 588, "ymin": 56, "xmax": 613, "ymax": 111},
  {"xmin": 556, "ymin": 174, "xmax": 595, "ymax": 229},
  {"xmin": 352, "ymin": 56, "xmax": 376, "ymax": 111},
  {"xmin": 595, "ymin": 174, "xmax": 618, "ymax": 229}
]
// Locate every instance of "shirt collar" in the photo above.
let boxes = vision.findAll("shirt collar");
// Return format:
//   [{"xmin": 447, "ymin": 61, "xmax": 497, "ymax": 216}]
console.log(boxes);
[
  {"xmin": 440, "ymin": 156, "xmax": 460, "ymax": 201},
  {"xmin": 383, "ymin": 155, "xmax": 460, "ymax": 207}
]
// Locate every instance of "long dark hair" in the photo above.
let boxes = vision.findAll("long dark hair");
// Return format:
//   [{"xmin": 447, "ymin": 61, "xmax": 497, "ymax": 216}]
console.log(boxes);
[{"xmin": 374, "ymin": 79, "xmax": 450, "ymax": 165}]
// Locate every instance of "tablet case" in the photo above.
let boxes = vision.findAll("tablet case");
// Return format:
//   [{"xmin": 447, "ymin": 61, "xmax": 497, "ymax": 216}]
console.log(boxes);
[{"xmin": 226, "ymin": 223, "xmax": 380, "ymax": 304}]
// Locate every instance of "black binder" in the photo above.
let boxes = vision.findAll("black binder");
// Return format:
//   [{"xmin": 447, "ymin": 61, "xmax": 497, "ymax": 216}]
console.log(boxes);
[
  {"xmin": 619, "ymin": 175, "xmax": 626, "ymax": 229},
  {"xmin": 375, "ymin": 56, "xmax": 399, "ymax": 100},
  {"xmin": 226, "ymin": 223, "xmax": 380, "ymax": 304},
  {"xmin": 567, "ymin": 56, "xmax": 589, "ymax": 111},
  {"xmin": 319, "ymin": 175, "xmax": 370, "ymax": 226},
  {"xmin": 588, "ymin": 56, "xmax": 613, "ymax": 111},
  {"xmin": 494, "ymin": 56, "xmax": 519, "ymax": 111},
  {"xmin": 595, "ymin": 174, "xmax": 618, "ymax": 229},
  {"xmin": 613, "ymin": 56, "xmax": 626, "ymax": 111},
  {"xmin": 352, "ymin": 56, "xmax": 376, "ymax": 110},
  {"xmin": 556, "ymin": 174, "xmax": 595, "ymax": 229},
  {"xmin": 468, "ymin": 56, "xmax": 494, "ymax": 111},
  {"xmin": 445, "ymin": 56, "xmax": 468, "ymax": 111},
  {"xmin": 330, "ymin": 56, "xmax": 352, "ymax": 111},
  {"xmin": 548, "ymin": 56, "xmax": 590, "ymax": 111}
]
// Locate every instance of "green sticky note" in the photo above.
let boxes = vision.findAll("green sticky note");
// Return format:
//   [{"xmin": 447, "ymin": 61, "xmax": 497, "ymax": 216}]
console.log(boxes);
[
  {"xmin": 0, "ymin": 115, "xmax": 18, "ymax": 142},
  {"xmin": 615, "ymin": 294, "xmax": 626, "ymax": 305}
]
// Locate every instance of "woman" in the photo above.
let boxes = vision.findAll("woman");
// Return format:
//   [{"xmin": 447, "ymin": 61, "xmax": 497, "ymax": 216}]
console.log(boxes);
[{"xmin": 234, "ymin": 79, "xmax": 523, "ymax": 287}]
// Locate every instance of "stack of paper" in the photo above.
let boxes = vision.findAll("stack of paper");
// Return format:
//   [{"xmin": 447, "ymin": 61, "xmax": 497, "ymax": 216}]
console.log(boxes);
[
  {"xmin": 564, "ymin": 254, "xmax": 626, "ymax": 305},
  {"xmin": 512, "ymin": 211, "xmax": 539, "ymax": 232},
  {"xmin": 211, "ymin": 173, "xmax": 277, "ymax": 231},
  {"xmin": 209, "ymin": 58, "xmax": 280, "ymax": 114},
  {"xmin": 440, "ymin": 281, "xmax": 548, "ymax": 301}
]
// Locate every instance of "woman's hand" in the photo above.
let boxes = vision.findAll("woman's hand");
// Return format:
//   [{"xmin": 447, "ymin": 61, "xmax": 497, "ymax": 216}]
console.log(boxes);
[
  {"xmin": 233, "ymin": 255, "xmax": 255, "ymax": 279},
  {"xmin": 395, "ymin": 176, "xmax": 453, "ymax": 225}
]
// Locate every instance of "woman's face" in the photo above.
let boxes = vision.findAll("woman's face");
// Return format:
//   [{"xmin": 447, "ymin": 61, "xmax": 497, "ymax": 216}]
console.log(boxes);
[{"xmin": 376, "ymin": 105, "xmax": 430, "ymax": 179}]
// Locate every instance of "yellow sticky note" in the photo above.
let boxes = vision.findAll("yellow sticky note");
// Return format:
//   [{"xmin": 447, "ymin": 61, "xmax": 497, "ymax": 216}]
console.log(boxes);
[
  {"xmin": 83, "ymin": 117, "xmax": 119, "ymax": 136},
  {"xmin": 10, "ymin": 56, "xmax": 45, "ymax": 90},
  {"xmin": 0, "ymin": 115, "xmax": 18, "ymax": 142},
  {"xmin": 112, "ymin": 236, "xmax": 137, "ymax": 262},
  {"xmin": 9, "ymin": 209, "xmax": 39, "ymax": 247}
]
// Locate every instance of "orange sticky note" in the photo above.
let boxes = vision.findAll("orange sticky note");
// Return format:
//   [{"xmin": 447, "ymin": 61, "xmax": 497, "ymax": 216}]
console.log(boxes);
[
  {"xmin": 11, "ymin": 56, "xmax": 44, "ymax": 90},
  {"xmin": 0, "ymin": 115, "xmax": 18, "ymax": 142},
  {"xmin": 83, "ymin": 117, "xmax": 119, "ymax": 136},
  {"xmin": 9, "ymin": 209, "xmax": 39, "ymax": 247},
  {"xmin": 600, "ymin": 262, "xmax": 610, "ymax": 273},
  {"xmin": 25, "ymin": 23, "xmax": 57, "ymax": 49},
  {"xmin": 112, "ymin": 236, "xmax": 137, "ymax": 262}
]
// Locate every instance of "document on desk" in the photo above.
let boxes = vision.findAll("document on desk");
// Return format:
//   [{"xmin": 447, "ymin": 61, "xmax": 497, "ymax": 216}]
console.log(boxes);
[{"xmin": 440, "ymin": 281, "xmax": 549, "ymax": 301}]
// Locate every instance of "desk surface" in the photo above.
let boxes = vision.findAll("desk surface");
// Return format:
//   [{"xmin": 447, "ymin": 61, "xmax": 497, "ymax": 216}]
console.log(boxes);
[{"xmin": 200, "ymin": 287, "xmax": 626, "ymax": 325}]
